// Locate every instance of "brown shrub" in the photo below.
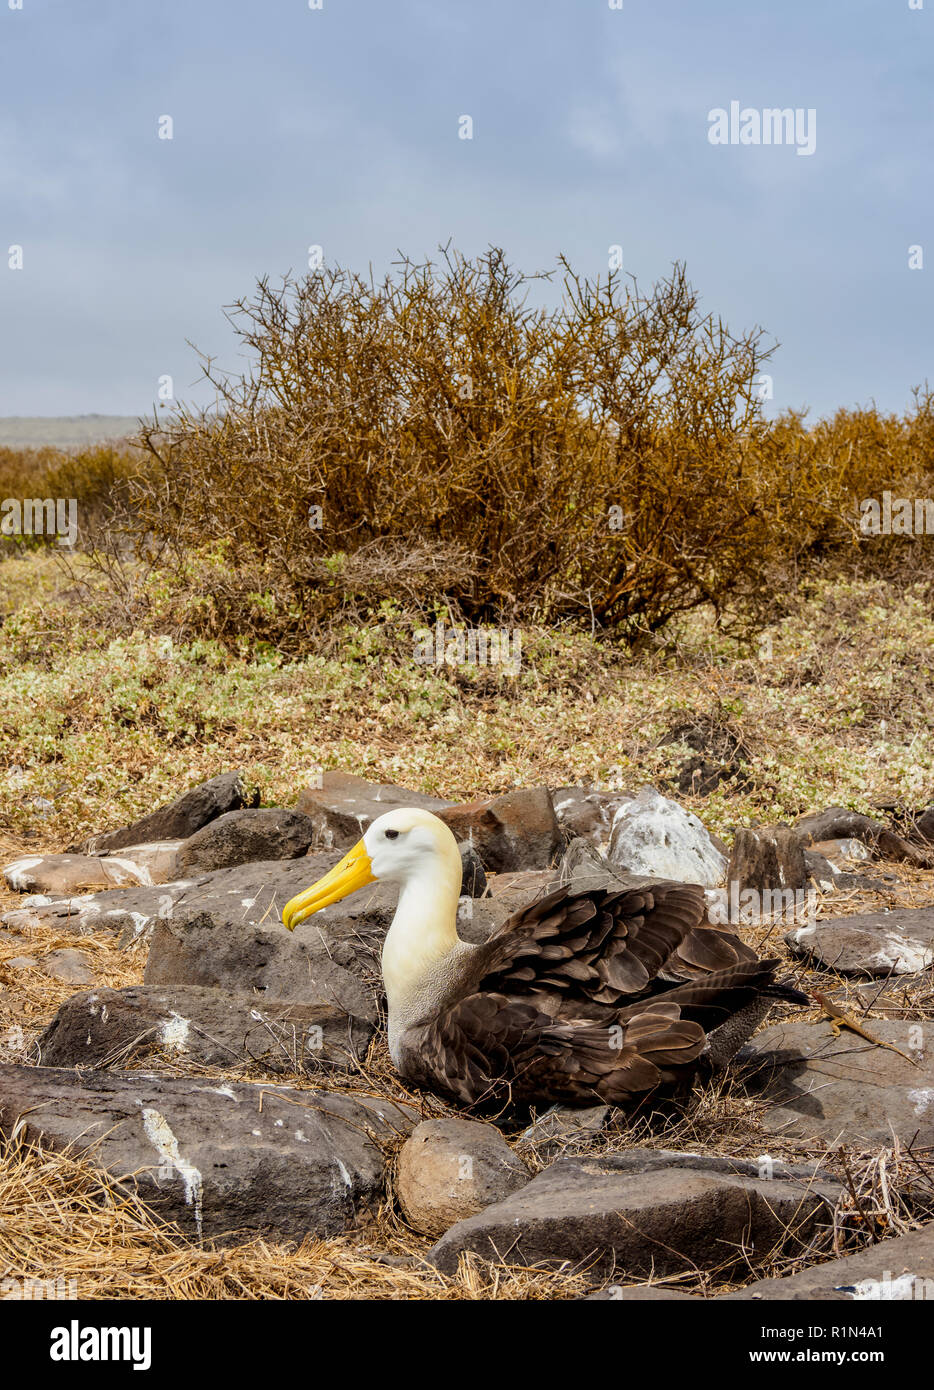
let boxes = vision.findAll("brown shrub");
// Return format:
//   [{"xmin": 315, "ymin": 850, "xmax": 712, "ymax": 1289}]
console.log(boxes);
[{"xmin": 19, "ymin": 248, "xmax": 934, "ymax": 649}]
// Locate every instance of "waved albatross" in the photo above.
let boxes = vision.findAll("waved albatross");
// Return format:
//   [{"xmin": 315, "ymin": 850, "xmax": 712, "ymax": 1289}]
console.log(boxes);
[{"xmin": 281, "ymin": 807, "xmax": 804, "ymax": 1110}]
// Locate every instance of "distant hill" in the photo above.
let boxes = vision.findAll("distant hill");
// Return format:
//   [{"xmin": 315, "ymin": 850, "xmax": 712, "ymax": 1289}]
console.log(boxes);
[{"xmin": 0, "ymin": 414, "xmax": 143, "ymax": 449}]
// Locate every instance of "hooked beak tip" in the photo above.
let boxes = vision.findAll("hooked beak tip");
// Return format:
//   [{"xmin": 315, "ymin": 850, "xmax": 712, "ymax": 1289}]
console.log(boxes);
[{"xmin": 280, "ymin": 839, "xmax": 375, "ymax": 930}]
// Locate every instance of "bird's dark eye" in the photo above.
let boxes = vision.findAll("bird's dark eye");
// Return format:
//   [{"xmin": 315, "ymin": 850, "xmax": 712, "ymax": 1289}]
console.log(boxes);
[{"xmin": 385, "ymin": 829, "xmax": 399, "ymax": 839}]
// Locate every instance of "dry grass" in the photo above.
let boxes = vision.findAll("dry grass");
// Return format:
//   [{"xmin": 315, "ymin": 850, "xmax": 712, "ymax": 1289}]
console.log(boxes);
[{"xmin": 0, "ymin": 1127, "xmax": 598, "ymax": 1301}]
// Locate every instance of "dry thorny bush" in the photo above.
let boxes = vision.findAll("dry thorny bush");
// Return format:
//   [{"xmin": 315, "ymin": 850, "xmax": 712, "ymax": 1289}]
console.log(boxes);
[{"xmin": 5, "ymin": 247, "xmax": 932, "ymax": 652}]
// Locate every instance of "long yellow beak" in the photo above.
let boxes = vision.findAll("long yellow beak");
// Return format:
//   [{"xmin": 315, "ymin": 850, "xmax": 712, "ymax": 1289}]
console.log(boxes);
[{"xmin": 281, "ymin": 839, "xmax": 376, "ymax": 930}]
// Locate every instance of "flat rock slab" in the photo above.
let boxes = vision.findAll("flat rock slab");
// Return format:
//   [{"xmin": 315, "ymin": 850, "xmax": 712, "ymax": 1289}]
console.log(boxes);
[
  {"xmin": 295, "ymin": 771, "xmax": 454, "ymax": 849},
  {"xmin": 106, "ymin": 841, "xmax": 185, "ymax": 884},
  {"xmin": 2, "ymin": 853, "xmax": 155, "ymax": 894},
  {"xmin": 738, "ymin": 1018, "xmax": 934, "ymax": 1145},
  {"xmin": 0, "ymin": 1064, "xmax": 416, "ymax": 1242},
  {"xmin": 75, "ymin": 771, "xmax": 258, "ymax": 856},
  {"xmin": 35, "ymin": 984, "xmax": 374, "ymax": 1072},
  {"xmin": 785, "ymin": 908, "xmax": 934, "ymax": 976},
  {"xmin": 721, "ymin": 1221, "xmax": 934, "ymax": 1300},
  {"xmin": 40, "ymin": 948, "xmax": 94, "ymax": 985},
  {"xmin": 144, "ymin": 911, "xmax": 379, "ymax": 1022},
  {"xmin": 427, "ymin": 1149, "xmax": 838, "ymax": 1280}
]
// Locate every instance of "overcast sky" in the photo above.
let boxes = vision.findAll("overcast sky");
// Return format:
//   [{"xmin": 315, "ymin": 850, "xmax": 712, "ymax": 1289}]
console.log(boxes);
[{"xmin": 1, "ymin": 0, "xmax": 931, "ymax": 421}]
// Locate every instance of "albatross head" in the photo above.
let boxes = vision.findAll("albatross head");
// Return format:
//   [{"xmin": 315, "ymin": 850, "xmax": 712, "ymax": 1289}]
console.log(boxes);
[{"xmin": 281, "ymin": 806, "xmax": 462, "ymax": 930}]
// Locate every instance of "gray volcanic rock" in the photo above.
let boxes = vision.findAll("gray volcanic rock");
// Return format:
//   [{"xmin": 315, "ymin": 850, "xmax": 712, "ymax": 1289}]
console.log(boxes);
[
  {"xmin": 485, "ymin": 868, "xmax": 560, "ymax": 915},
  {"xmin": 803, "ymin": 849, "xmax": 887, "ymax": 894},
  {"xmin": 0, "ymin": 1064, "xmax": 416, "ymax": 1241},
  {"xmin": 785, "ymin": 908, "xmax": 934, "ymax": 976},
  {"xmin": 0, "ymin": 852, "xmax": 384, "ymax": 944},
  {"xmin": 175, "ymin": 809, "xmax": 317, "ymax": 875},
  {"xmin": 607, "ymin": 787, "xmax": 727, "ymax": 888},
  {"xmin": 811, "ymin": 837, "xmax": 874, "ymax": 866},
  {"xmin": 720, "ymin": 1221, "xmax": 934, "ymax": 1300},
  {"xmin": 794, "ymin": 807, "xmax": 933, "ymax": 868},
  {"xmin": 427, "ymin": 1149, "xmax": 838, "ymax": 1280},
  {"xmin": 35, "ymin": 984, "xmax": 374, "ymax": 1072},
  {"xmin": 2, "ymin": 853, "xmax": 154, "ymax": 894},
  {"xmin": 104, "ymin": 841, "xmax": 184, "ymax": 884},
  {"xmin": 453, "ymin": 896, "xmax": 511, "ymax": 945},
  {"xmin": 439, "ymin": 788, "xmax": 562, "ymax": 873},
  {"xmin": 74, "ymin": 771, "xmax": 258, "ymax": 856},
  {"xmin": 144, "ymin": 911, "xmax": 379, "ymax": 1022},
  {"xmin": 0, "ymin": 848, "xmax": 493, "ymax": 979},
  {"xmin": 737, "ymin": 1017, "xmax": 933, "ymax": 1145},
  {"xmin": 295, "ymin": 771, "xmax": 454, "ymax": 849},
  {"xmin": 795, "ymin": 807, "xmax": 887, "ymax": 847},
  {"xmin": 396, "ymin": 1117, "xmax": 531, "ymax": 1236},
  {"xmin": 549, "ymin": 786, "xmax": 633, "ymax": 847}
]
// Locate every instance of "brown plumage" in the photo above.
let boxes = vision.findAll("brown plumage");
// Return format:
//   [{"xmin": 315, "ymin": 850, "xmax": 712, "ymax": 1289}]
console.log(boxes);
[
  {"xmin": 281, "ymin": 808, "xmax": 805, "ymax": 1112},
  {"xmin": 396, "ymin": 881, "xmax": 796, "ymax": 1110}
]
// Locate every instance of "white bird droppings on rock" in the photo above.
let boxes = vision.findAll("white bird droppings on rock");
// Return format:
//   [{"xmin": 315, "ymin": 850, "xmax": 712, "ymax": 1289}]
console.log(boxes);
[
  {"xmin": 158, "ymin": 1012, "xmax": 190, "ymax": 1052},
  {"xmin": 140, "ymin": 1106, "xmax": 204, "ymax": 1240},
  {"xmin": 870, "ymin": 934, "xmax": 934, "ymax": 974},
  {"xmin": 851, "ymin": 1273, "xmax": 919, "ymax": 1300},
  {"xmin": 2, "ymin": 858, "xmax": 44, "ymax": 891},
  {"xmin": 607, "ymin": 787, "xmax": 727, "ymax": 887},
  {"xmin": 908, "ymin": 1089, "xmax": 934, "ymax": 1117}
]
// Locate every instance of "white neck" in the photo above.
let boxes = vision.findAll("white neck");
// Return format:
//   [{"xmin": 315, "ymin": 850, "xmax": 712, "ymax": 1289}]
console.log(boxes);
[{"xmin": 381, "ymin": 853, "xmax": 464, "ymax": 1029}]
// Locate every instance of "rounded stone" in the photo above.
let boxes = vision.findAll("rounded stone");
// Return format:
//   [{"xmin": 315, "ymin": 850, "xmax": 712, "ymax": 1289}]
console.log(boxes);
[{"xmin": 396, "ymin": 1117, "xmax": 531, "ymax": 1237}]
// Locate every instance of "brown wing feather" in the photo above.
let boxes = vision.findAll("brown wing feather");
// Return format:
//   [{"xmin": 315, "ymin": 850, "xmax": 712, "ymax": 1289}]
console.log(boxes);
[
  {"xmin": 472, "ymin": 882, "xmax": 708, "ymax": 1015},
  {"xmin": 660, "ymin": 923, "xmax": 759, "ymax": 980},
  {"xmin": 400, "ymin": 991, "xmax": 709, "ymax": 1109},
  {"xmin": 397, "ymin": 883, "xmax": 796, "ymax": 1109}
]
